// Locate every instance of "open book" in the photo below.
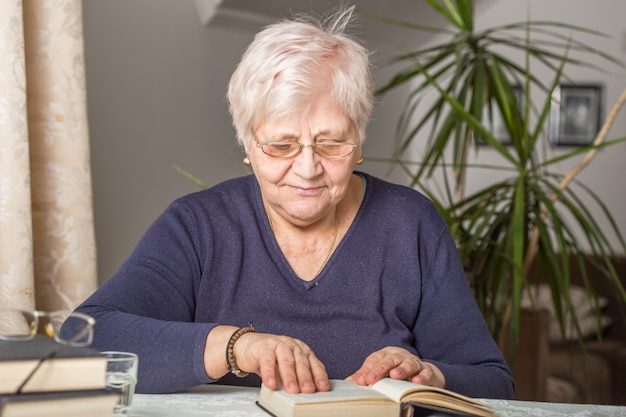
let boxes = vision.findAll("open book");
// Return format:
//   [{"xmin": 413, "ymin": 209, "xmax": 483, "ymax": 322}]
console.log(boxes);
[{"xmin": 257, "ymin": 378, "xmax": 497, "ymax": 417}]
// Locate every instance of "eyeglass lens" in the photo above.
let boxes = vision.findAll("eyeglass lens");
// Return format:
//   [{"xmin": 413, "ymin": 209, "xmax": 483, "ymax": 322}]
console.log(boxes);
[
  {"xmin": 0, "ymin": 310, "xmax": 93, "ymax": 346},
  {"xmin": 257, "ymin": 141, "xmax": 357, "ymax": 158},
  {"xmin": 58, "ymin": 313, "xmax": 93, "ymax": 345},
  {"xmin": 0, "ymin": 310, "xmax": 36, "ymax": 339}
]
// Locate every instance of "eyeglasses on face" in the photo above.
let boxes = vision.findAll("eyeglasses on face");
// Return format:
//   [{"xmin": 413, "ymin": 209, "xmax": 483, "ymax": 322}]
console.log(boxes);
[
  {"xmin": 0, "ymin": 309, "xmax": 95, "ymax": 347},
  {"xmin": 253, "ymin": 137, "xmax": 360, "ymax": 159}
]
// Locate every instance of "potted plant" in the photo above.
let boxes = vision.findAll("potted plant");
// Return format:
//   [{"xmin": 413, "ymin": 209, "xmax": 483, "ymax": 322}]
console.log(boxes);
[{"xmin": 367, "ymin": 0, "xmax": 626, "ymax": 353}]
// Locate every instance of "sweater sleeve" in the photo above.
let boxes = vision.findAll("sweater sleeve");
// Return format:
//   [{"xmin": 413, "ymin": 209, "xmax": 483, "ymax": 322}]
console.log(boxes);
[
  {"xmin": 414, "ymin": 224, "xmax": 515, "ymax": 399},
  {"xmin": 76, "ymin": 198, "xmax": 217, "ymax": 393}
]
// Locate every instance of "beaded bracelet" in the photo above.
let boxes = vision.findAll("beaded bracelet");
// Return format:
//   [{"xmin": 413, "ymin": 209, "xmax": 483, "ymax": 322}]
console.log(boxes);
[{"xmin": 225, "ymin": 325, "xmax": 255, "ymax": 377}]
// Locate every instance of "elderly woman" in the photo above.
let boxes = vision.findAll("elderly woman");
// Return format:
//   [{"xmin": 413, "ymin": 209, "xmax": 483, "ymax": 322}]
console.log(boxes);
[{"xmin": 76, "ymin": 7, "xmax": 514, "ymax": 399}]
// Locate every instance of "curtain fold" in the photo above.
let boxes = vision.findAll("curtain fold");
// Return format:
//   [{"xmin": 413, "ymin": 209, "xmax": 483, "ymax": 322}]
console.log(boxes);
[{"xmin": 0, "ymin": 0, "xmax": 97, "ymax": 312}]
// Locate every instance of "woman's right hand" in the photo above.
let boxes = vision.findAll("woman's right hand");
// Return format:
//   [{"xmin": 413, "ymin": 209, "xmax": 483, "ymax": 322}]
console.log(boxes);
[{"xmin": 205, "ymin": 326, "xmax": 330, "ymax": 394}]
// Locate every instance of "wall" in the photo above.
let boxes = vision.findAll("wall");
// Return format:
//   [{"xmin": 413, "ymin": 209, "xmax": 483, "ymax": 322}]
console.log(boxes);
[
  {"xmin": 82, "ymin": 0, "xmax": 626, "ymax": 284},
  {"xmin": 469, "ymin": 1, "xmax": 626, "ymax": 250},
  {"xmin": 83, "ymin": 0, "xmax": 250, "ymax": 283}
]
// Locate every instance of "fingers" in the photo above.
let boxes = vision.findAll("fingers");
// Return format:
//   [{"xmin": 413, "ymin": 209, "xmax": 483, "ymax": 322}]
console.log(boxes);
[
  {"xmin": 414, "ymin": 361, "xmax": 446, "ymax": 388},
  {"xmin": 410, "ymin": 364, "xmax": 433, "ymax": 385},
  {"xmin": 274, "ymin": 344, "xmax": 329, "ymax": 393},
  {"xmin": 351, "ymin": 347, "xmax": 412, "ymax": 385},
  {"xmin": 237, "ymin": 333, "xmax": 330, "ymax": 394},
  {"xmin": 273, "ymin": 342, "xmax": 314, "ymax": 393},
  {"xmin": 388, "ymin": 355, "xmax": 424, "ymax": 380},
  {"xmin": 350, "ymin": 347, "xmax": 444, "ymax": 388},
  {"xmin": 257, "ymin": 347, "xmax": 280, "ymax": 389}
]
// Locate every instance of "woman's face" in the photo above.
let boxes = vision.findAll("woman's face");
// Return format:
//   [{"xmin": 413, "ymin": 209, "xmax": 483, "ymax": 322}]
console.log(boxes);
[{"xmin": 245, "ymin": 98, "xmax": 361, "ymax": 228}]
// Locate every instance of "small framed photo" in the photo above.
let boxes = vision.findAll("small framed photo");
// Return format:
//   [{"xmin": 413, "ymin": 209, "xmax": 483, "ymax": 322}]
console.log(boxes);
[
  {"xmin": 549, "ymin": 84, "xmax": 603, "ymax": 146},
  {"xmin": 481, "ymin": 85, "xmax": 523, "ymax": 145}
]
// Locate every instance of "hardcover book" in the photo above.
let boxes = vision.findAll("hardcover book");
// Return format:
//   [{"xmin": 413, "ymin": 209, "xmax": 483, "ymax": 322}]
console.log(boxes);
[
  {"xmin": 0, "ymin": 335, "xmax": 107, "ymax": 394},
  {"xmin": 0, "ymin": 389, "xmax": 118, "ymax": 417}
]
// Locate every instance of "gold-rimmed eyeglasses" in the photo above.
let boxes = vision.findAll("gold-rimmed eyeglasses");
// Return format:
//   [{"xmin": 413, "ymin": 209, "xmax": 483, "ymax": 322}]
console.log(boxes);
[
  {"xmin": 254, "ymin": 137, "xmax": 360, "ymax": 159},
  {"xmin": 0, "ymin": 309, "xmax": 96, "ymax": 394}
]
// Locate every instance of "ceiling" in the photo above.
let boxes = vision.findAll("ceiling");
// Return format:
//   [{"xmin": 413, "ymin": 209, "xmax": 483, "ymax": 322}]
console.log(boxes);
[
  {"xmin": 198, "ymin": 0, "xmax": 453, "ymax": 39},
  {"xmin": 220, "ymin": 0, "xmax": 424, "ymax": 20}
]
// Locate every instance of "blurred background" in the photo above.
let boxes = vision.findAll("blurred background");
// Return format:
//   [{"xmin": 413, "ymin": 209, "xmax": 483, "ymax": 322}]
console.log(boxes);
[{"xmin": 81, "ymin": 0, "xmax": 626, "ymax": 283}]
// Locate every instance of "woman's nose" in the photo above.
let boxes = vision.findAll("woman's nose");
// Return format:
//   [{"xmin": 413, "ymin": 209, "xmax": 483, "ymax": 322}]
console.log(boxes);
[{"xmin": 291, "ymin": 143, "xmax": 321, "ymax": 176}]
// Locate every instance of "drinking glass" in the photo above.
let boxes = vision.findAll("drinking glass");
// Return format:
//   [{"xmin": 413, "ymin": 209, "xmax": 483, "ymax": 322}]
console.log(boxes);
[{"xmin": 100, "ymin": 351, "xmax": 138, "ymax": 416}]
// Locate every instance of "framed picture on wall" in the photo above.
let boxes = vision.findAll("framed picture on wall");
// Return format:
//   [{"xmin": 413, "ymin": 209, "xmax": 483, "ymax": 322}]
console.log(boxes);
[{"xmin": 549, "ymin": 84, "xmax": 603, "ymax": 146}]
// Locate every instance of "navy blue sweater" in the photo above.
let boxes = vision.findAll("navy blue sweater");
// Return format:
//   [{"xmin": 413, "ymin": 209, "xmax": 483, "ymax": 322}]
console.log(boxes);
[{"xmin": 77, "ymin": 173, "xmax": 514, "ymax": 398}]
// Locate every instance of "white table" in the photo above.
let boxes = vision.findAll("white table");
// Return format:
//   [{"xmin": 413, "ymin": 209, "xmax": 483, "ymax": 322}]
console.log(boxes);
[{"xmin": 130, "ymin": 384, "xmax": 626, "ymax": 417}]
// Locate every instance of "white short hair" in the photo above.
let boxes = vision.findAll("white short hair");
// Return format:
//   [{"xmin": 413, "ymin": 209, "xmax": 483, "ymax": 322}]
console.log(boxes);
[{"xmin": 227, "ymin": 6, "xmax": 373, "ymax": 147}]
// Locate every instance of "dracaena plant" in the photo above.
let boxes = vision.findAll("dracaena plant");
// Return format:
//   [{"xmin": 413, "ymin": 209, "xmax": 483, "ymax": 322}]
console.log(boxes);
[{"xmin": 366, "ymin": 0, "xmax": 626, "ymax": 351}]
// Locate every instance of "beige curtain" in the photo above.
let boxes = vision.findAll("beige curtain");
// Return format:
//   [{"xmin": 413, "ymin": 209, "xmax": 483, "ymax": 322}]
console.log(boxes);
[{"xmin": 0, "ymin": 0, "xmax": 97, "ymax": 312}]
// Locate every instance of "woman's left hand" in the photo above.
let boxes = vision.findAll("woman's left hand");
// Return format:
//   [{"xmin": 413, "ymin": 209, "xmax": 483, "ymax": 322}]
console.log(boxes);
[{"xmin": 347, "ymin": 346, "xmax": 445, "ymax": 388}]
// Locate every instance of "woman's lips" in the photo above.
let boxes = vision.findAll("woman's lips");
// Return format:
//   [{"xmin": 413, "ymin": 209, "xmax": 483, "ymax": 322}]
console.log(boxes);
[{"xmin": 291, "ymin": 185, "xmax": 324, "ymax": 196}]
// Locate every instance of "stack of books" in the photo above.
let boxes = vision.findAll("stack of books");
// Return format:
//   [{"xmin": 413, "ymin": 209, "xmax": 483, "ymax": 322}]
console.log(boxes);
[{"xmin": 0, "ymin": 335, "xmax": 118, "ymax": 417}]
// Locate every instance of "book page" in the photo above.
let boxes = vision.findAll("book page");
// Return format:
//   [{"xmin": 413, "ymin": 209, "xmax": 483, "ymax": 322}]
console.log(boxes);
[
  {"xmin": 0, "ymin": 361, "xmax": 39, "ymax": 393},
  {"xmin": 371, "ymin": 379, "xmax": 496, "ymax": 417},
  {"xmin": 372, "ymin": 378, "xmax": 486, "ymax": 406},
  {"xmin": 371, "ymin": 378, "xmax": 441, "ymax": 402},
  {"xmin": 261, "ymin": 380, "xmax": 389, "ymax": 405}
]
